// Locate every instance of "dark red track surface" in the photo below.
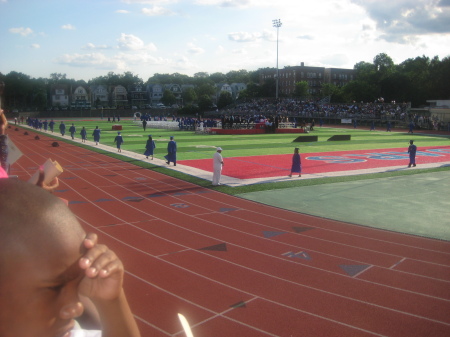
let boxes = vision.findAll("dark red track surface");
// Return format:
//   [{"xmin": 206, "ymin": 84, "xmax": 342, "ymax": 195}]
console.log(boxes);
[
  {"xmin": 7, "ymin": 128, "xmax": 450, "ymax": 337},
  {"xmin": 179, "ymin": 146, "xmax": 450, "ymax": 179}
]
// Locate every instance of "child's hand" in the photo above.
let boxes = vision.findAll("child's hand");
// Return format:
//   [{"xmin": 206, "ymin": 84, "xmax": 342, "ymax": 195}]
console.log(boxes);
[
  {"xmin": 0, "ymin": 109, "xmax": 7, "ymax": 135},
  {"xmin": 78, "ymin": 233, "xmax": 124, "ymax": 301}
]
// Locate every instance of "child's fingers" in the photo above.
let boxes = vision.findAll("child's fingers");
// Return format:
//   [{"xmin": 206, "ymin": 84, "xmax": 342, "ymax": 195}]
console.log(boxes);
[
  {"xmin": 83, "ymin": 233, "xmax": 98, "ymax": 249},
  {"xmin": 81, "ymin": 244, "xmax": 123, "ymax": 278}
]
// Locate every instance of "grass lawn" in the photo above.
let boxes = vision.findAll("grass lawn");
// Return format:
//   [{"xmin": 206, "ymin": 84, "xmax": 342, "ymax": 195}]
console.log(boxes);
[
  {"xmin": 35, "ymin": 119, "xmax": 450, "ymax": 195},
  {"xmin": 56, "ymin": 119, "xmax": 450, "ymax": 159}
]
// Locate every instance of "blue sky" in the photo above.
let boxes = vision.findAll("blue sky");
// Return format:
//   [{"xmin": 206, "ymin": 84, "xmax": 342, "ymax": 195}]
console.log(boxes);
[{"xmin": 1, "ymin": 0, "xmax": 449, "ymax": 81}]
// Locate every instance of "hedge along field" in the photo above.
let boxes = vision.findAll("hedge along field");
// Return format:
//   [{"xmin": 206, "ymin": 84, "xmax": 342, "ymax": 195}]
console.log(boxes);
[{"xmin": 60, "ymin": 118, "xmax": 450, "ymax": 161}]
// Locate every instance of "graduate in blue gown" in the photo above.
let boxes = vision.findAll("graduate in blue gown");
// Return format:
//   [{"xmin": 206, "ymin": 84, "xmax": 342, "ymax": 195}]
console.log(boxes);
[
  {"xmin": 114, "ymin": 132, "xmax": 124, "ymax": 153},
  {"xmin": 144, "ymin": 135, "xmax": 156, "ymax": 160},
  {"xmin": 408, "ymin": 140, "xmax": 417, "ymax": 167},
  {"xmin": 92, "ymin": 126, "xmax": 101, "ymax": 145},
  {"xmin": 69, "ymin": 123, "xmax": 76, "ymax": 139},
  {"xmin": 49, "ymin": 120, "xmax": 55, "ymax": 133},
  {"xmin": 288, "ymin": 147, "xmax": 301, "ymax": 178},
  {"xmin": 80, "ymin": 127, "xmax": 87, "ymax": 143},
  {"xmin": 164, "ymin": 136, "xmax": 177, "ymax": 166},
  {"xmin": 59, "ymin": 121, "xmax": 66, "ymax": 136}
]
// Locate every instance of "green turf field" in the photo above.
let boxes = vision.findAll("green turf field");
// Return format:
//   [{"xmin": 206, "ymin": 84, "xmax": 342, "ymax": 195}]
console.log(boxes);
[
  {"xmin": 27, "ymin": 119, "xmax": 450, "ymax": 240},
  {"xmin": 56, "ymin": 119, "xmax": 450, "ymax": 161}
]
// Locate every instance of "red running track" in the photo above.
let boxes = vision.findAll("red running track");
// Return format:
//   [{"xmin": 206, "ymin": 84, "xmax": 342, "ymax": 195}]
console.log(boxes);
[
  {"xmin": 179, "ymin": 146, "xmax": 450, "ymax": 179},
  {"xmin": 6, "ymin": 128, "xmax": 450, "ymax": 337}
]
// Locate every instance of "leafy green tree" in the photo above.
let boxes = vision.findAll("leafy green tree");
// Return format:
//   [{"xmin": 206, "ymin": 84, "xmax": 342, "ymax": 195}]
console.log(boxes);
[
  {"xmin": 161, "ymin": 89, "xmax": 176, "ymax": 106},
  {"xmin": 209, "ymin": 72, "xmax": 227, "ymax": 83},
  {"xmin": 430, "ymin": 56, "xmax": 450, "ymax": 99},
  {"xmin": 120, "ymin": 71, "xmax": 143, "ymax": 87},
  {"xmin": 240, "ymin": 82, "xmax": 261, "ymax": 98},
  {"xmin": 33, "ymin": 91, "xmax": 47, "ymax": 110},
  {"xmin": 182, "ymin": 87, "xmax": 197, "ymax": 104},
  {"xmin": 342, "ymin": 80, "xmax": 378, "ymax": 103},
  {"xmin": 226, "ymin": 69, "xmax": 250, "ymax": 83},
  {"xmin": 146, "ymin": 73, "xmax": 189, "ymax": 85},
  {"xmin": 249, "ymin": 70, "xmax": 261, "ymax": 83},
  {"xmin": 195, "ymin": 83, "xmax": 216, "ymax": 97},
  {"xmin": 321, "ymin": 83, "xmax": 346, "ymax": 103},
  {"xmin": 294, "ymin": 81, "xmax": 309, "ymax": 98},
  {"xmin": 217, "ymin": 91, "xmax": 233, "ymax": 109},
  {"xmin": 198, "ymin": 94, "xmax": 213, "ymax": 111},
  {"xmin": 3, "ymin": 71, "xmax": 32, "ymax": 109},
  {"xmin": 259, "ymin": 78, "xmax": 276, "ymax": 97}
]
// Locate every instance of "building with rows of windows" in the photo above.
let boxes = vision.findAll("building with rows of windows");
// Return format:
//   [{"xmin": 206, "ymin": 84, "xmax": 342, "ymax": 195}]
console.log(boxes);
[
  {"xmin": 49, "ymin": 82, "xmax": 247, "ymax": 109},
  {"xmin": 259, "ymin": 62, "xmax": 355, "ymax": 96}
]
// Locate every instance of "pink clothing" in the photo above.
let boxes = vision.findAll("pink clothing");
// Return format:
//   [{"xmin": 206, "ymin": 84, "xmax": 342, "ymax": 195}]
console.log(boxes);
[{"xmin": 0, "ymin": 166, "xmax": 8, "ymax": 178}]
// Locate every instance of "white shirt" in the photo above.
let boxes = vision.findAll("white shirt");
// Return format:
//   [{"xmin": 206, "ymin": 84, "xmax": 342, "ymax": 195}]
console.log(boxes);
[
  {"xmin": 71, "ymin": 321, "xmax": 102, "ymax": 337},
  {"xmin": 213, "ymin": 151, "xmax": 223, "ymax": 169}
]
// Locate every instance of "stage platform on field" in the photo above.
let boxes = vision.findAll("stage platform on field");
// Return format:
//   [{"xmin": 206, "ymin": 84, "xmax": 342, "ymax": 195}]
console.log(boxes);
[{"xmin": 211, "ymin": 128, "xmax": 307, "ymax": 135}]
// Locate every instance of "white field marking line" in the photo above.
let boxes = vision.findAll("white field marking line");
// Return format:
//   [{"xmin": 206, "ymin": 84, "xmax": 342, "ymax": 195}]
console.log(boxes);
[
  {"xmin": 21, "ymin": 124, "xmax": 450, "ymax": 187},
  {"xmin": 132, "ymin": 314, "xmax": 172, "ymax": 336},
  {"xmin": 49, "ymin": 141, "xmax": 450, "ymax": 286},
  {"xmin": 77, "ymin": 222, "xmax": 386, "ymax": 337},
  {"xmin": 14, "ymin": 136, "xmax": 450, "ymax": 288},
  {"xmin": 79, "ymin": 217, "xmax": 449, "ymax": 333},
  {"xmin": 157, "ymin": 248, "xmax": 191, "ymax": 258},
  {"xmin": 28, "ymin": 136, "xmax": 450, "ymax": 322},
  {"xmin": 12, "ymin": 135, "xmax": 450, "ymax": 293},
  {"xmin": 16, "ymin": 135, "xmax": 450, "ymax": 295},
  {"xmin": 19, "ymin": 125, "xmax": 450, "ymax": 247},
  {"xmin": 68, "ymin": 180, "xmax": 450, "ymax": 324},
  {"xmin": 352, "ymin": 265, "xmax": 375, "ymax": 278},
  {"xmin": 175, "ymin": 297, "xmax": 264, "ymax": 336},
  {"xmin": 89, "ymin": 142, "xmax": 450, "ymax": 258},
  {"xmin": 18, "ymin": 136, "xmax": 450, "ymax": 328},
  {"xmin": 216, "ymin": 209, "xmax": 450, "ymax": 269},
  {"xmin": 64, "ymin": 140, "xmax": 450, "ymax": 262},
  {"xmin": 390, "ymin": 258, "xmax": 407, "ymax": 270}
]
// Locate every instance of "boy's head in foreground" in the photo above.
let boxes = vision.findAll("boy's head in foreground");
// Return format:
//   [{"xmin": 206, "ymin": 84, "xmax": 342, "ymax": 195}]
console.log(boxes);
[{"xmin": 0, "ymin": 179, "xmax": 87, "ymax": 337}]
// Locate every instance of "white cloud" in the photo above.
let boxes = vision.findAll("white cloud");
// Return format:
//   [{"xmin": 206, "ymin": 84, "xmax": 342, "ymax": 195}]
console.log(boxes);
[
  {"xmin": 231, "ymin": 48, "xmax": 247, "ymax": 54},
  {"xmin": 116, "ymin": 52, "xmax": 170, "ymax": 66},
  {"xmin": 297, "ymin": 35, "xmax": 314, "ymax": 40},
  {"xmin": 116, "ymin": 9, "xmax": 130, "ymax": 14},
  {"xmin": 172, "ymin": 55, "xmax": 199, "ymax": 71},
  {"xmin": 83, "ymin": 43, "xmax": 111, "ymax": 50},
  {"xmin": 187, "ymin": 42, "xmax": 205, "ymax": 54},
  {"xmin": 117, "ymin": 33, "xmax": 157, "ymax": 51},
  {"xmin": 141, "ymin": 6, "xmax": 175, "ymax": 16},
  {"xmin": 215, "ymin": 45, "xmax": 225, "ymax": 54},
  {"xmin": 61, "ymin": 24, "xmax": 76, "ymax": 30},
  {"xmin": 194, "ymin": 0, "xmax": 252, "ymax": 7},
  {"xmin": 351, "ymin": 0, "xmax": 450, "ymax": 44},
  {"xmin": 9, "ymin": 27, "xmax": 33, "ymax": 36},
  {"xmin": 55, "ymin": 53, "xmax": 116, "ymax": 68},
  {"xmin": 228, "ymin": 31, "xmax": 261, "ymax": 42},
  {"xmin": 122, "ymin": 0, "xmax": 176, "ymax": 4},
  {"xmin": 30, "ymin": 44, "xmax": 40, "ymax": 49},
  {"xmin": 319, "ymin": 54, "xmax": 350, "ymax": 67}
]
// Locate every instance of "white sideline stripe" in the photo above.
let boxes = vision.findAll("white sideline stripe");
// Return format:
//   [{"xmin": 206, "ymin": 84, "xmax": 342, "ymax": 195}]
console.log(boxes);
[{"xmin": 20, "ymin": 124, "xmax": 450, "ymax": 187}]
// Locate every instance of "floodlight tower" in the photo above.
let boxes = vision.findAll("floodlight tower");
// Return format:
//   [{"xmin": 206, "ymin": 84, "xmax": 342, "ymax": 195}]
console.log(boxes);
[{"xmin": 272, "ymin": 19, "xmax": 282, "ymax": 100}]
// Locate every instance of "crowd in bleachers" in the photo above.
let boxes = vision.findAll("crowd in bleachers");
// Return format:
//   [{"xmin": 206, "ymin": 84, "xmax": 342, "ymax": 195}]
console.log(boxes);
[{"xmin": 219, "ymin": 98, "xmax": 411, "ymax": 121}]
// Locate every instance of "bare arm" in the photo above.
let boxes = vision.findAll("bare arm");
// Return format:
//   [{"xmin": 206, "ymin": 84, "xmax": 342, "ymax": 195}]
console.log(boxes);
[
  {"xmin": 0, "ymin": 109, "xmax": 7, "ymax": 135},
  {"xmin": 78, "ymin": 233, "xmax": 141, "ymax": 337}
]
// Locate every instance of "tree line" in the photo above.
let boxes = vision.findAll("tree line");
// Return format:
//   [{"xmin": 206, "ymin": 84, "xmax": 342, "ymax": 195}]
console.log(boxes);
[{"xmin": 0, "ymin": 53, "xmax": 448, "ymax": 112}]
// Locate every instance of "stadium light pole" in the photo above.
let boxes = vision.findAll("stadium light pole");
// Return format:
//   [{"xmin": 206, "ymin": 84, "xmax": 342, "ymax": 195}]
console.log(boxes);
[{"xmin": 272, "ymin": 19, "xmax": 282, "ymax": 100}]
